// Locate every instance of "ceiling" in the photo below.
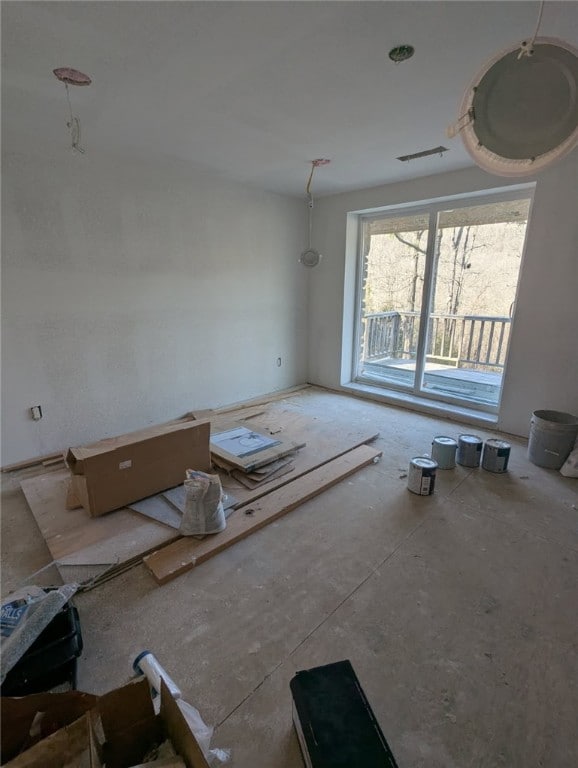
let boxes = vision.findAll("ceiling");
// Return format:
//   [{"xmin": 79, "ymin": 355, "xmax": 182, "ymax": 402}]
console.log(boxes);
[{"xmin": 2, "ymin": 1, "xmax": 578, "ymax": 197}]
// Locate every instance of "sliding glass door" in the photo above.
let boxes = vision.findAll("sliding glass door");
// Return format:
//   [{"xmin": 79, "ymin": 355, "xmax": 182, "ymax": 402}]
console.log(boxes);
[
  {"xmin": 355, "ymin": 191, "xmax": 532, "ymax": 411},
  {"xmin": 357, "ymin": 211, "xmax": 430, "ymax": 389}
]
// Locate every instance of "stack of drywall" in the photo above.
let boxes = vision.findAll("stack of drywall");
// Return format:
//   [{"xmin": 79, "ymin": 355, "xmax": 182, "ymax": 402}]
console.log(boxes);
[{"xmin": 209, "ymin": 421, "xmax": 305, "ymax": 488}]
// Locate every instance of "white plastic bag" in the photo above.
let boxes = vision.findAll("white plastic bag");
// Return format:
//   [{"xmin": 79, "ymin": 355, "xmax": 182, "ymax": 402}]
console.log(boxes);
[
  {"xmin": 180, "ymin": 470, "xmax": 226, "ymax": 536},
  {"xmin": 177, "ymin": 700, "xmax": 230, "ymax": 765},
  {"xmin": 131, "ymin": 651, "xmax": 230, "ymax": 765}
]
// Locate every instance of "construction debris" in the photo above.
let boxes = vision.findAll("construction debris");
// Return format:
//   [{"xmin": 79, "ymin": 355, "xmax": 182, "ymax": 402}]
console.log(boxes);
[
  {"xmin": 17, "ymin": 389, "xmax": 380, "ymax": 588},
  {"xmin": 144, "ymin": 444, "xmax": 382, "ymax": 585}
]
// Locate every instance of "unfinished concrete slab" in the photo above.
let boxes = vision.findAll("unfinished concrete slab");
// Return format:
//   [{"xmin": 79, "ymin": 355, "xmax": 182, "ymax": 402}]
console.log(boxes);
[{"xmin": 2, "ymin": 388, "xmax": 577, "ymax": 766}]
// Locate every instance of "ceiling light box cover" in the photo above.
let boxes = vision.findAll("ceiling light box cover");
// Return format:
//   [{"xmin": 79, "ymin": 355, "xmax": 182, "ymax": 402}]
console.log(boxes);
[{"xmin": 453, "ymin": 37, "xmax": 578, "ymax": 176}]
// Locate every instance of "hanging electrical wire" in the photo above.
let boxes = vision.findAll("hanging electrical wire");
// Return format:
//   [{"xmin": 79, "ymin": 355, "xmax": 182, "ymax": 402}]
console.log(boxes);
[
  {"xmin": 448, "ymin": 0, "xmax": 547, "ymax": 139},
  {"xmin": 446, "ymin": 0, "xmax": 578, "ymax": 177},
  {"xmin": 300, "ymin": 158, "xmax": 330, "ymax": 267},
  {"xmin": 518, "ymin": 0, "xmax": 545, "ymax": 58},
  {"xmin": 53, "ymin": 67, "xmax": 92, "ymax": 154}
]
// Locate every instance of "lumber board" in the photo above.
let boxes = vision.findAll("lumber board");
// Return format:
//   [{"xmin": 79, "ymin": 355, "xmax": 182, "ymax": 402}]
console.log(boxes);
[
  {"xmin": 20, "ymin": 470, "xmax": 178, "ymax": 568},
  {"xmin": 144, "ymin": 444, "xmax": 382, "ymax": 585},
  {"xmin": 206, "ymin": 407, "xmax": 379, "ymax": 507},
  {"xmin": 1, "ymin": 451, "xmax": 64, "ymax": 473},
  {"xmin": 211, "ymin": 384, "xmax": 309, "ymax": 414}
]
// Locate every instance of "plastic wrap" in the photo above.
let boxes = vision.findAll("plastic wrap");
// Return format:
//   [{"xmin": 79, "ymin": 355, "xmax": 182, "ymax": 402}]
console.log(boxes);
[{"xmin": 132, "ymin": 650, "xmax": 230, "ymax": 764}]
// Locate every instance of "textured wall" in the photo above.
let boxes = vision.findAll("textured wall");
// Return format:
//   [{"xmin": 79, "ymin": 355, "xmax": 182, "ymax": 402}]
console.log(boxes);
[
  {"xmin": 1, "ymin": 151, "xmax": 308, "ymax": 464},
  {"xmin": 308, "ymin": 154, "xmax": 578, "ymax": 437}
]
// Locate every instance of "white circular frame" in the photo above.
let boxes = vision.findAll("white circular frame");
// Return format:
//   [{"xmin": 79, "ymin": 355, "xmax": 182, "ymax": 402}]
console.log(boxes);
[{"xmin": 459, "ymin": 37, "xmax": 578, "ymax": 177}]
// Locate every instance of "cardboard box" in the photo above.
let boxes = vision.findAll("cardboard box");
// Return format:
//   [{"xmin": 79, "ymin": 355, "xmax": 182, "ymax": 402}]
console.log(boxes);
[
  {"xmin": 66, "ymin": 420, "xmax": 211, "ymax": 517},
  {"xmin": 2, "ymin": 679, "xmax": 210, "ymax": 768}
]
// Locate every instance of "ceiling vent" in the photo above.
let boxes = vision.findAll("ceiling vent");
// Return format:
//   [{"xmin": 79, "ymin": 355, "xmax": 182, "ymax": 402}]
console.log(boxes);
[{"xmin": 397, "ymin": 146, "xmax": 449, "ymax": 162}]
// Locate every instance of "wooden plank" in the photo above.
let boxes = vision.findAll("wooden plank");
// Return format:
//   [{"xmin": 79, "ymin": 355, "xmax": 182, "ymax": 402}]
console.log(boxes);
[
  {"xmin": 211, "ymin": 384, "xmax": 309, "ymax": 414},
  {"xmin": 65, "ymin": 481, "xmax": 82, "ymax": 510},
  {"xmin": 144, "ymin": 444, "xmax": 382, "ymax": 585},
  {"xmin": 224, "ymin": 429, "xmax": 379, "ymax": 509},
  {"xmin": 1, "ymin": 451, "xmax": 64, "ymax": 473},
  {"xmin": 20, "ymin": 470, "xmax": 177, "ymax": 568},
  {"xmin": 42, "ymin": 455, "xmax": 66, "ymax": 467}
]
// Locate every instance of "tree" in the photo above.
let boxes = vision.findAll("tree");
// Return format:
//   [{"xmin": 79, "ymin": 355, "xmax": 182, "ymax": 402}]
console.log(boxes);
[{"xmin": 393, "ymin": 230, "xmax": 426, "ymax": 312}]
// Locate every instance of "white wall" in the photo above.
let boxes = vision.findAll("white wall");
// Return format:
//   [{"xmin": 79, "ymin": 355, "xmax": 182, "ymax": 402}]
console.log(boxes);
[
  {"xmin": 1, "ymin": 150, "xmax": 308, "ymax": 465},
  {"xmin": 309, "ymin": 152, "xmax": 578, "ymax": 437}
]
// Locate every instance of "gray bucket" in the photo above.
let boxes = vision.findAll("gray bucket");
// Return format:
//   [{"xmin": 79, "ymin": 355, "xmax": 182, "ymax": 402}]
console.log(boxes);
[{"xmin": 528, "ymin": 410, "xmax": 578, "ymax": 470}]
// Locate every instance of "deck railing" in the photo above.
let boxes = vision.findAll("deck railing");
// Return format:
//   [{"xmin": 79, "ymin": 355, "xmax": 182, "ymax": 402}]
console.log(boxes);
[{"xmin": 363, "ymin": 311, "xmax": 511, "ymax": 371}]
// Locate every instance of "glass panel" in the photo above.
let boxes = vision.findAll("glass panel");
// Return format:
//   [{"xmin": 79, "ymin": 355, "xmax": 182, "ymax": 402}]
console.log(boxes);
[
  {"xmin": 357, "ymin": 212, "xmax": 429, "ymax": 388},
  {"xmin": 421, "ymin": 198, "xmax": 530, "ymax": 406}
]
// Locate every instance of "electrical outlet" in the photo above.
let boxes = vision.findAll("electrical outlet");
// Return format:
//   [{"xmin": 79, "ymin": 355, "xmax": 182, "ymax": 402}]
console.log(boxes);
[{"xmin": 30, "ymin": 405, "xmax": 43, "ymax": 420}]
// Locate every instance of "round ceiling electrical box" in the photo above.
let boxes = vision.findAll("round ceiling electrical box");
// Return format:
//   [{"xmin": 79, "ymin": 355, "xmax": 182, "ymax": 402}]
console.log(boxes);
[
  {"xmin": 458, "ymin": 37, "xmax": 578, "ymax": 176},
  {"xmin": 388, "ymin": 45, "xmax": 415, "ymax": 63}
]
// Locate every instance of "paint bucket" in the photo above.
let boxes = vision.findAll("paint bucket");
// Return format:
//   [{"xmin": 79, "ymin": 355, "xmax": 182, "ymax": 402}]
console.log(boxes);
[
  {"xmin": 528, "ymin": 410, "xmax": 578, "ymax": 470},
  {"xmin": 457, "ymin": 434, "xmax": 483, "ymax": 468},
  {"xmin": 407, "ymin": 457, "xmax": 438, "ymax": 495},
  {"xmin": 431, "ymin": 436, "xmax": 458, "ymax": 469},
  {"xmin": 481, "ymin": 439, "xmax": 511, "ymax": 473}
]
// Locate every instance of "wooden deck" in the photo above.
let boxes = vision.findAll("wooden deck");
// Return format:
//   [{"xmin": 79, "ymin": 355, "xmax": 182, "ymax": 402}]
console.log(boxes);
[{"xmin": 361, "ymin": 358, "xmax": 502, "ymax": 405}]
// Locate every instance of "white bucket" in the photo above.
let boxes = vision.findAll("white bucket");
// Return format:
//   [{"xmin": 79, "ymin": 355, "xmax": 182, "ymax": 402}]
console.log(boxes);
[{"xmin": 528, "ymin": 410, "xmax": 578, "ymax": 470}]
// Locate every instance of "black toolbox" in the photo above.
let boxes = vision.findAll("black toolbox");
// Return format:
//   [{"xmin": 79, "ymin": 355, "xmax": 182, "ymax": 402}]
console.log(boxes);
[
  {"xmin": 1, "ymin": 603, "xmax": 83, "ymax": 696},
  {"xmin": 290, "ymin": 659, "xmax": 399, "ymax": 767}
]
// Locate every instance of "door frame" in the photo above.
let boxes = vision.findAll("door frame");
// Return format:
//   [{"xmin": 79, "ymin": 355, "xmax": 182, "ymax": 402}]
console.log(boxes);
[{"xmin": 352, "ymin": 185, "xmax": 535, "ymax": 414}]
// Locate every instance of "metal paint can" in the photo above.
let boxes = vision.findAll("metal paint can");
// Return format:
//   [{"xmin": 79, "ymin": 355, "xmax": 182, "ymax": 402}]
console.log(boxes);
[
  {"xmin": 457, "ymin": 434, "xmax": 483, "ymax": 468},
  {"xmin": 431, "ymin": 436, "xmax": 458, "ymax": 469},
  {"xmin": 482, "ymin": 439, "xmax": 511, "ymax": 473},
  {"xmin": 407, "ymin": 457, "xmax": 438, "ymax": 495}
]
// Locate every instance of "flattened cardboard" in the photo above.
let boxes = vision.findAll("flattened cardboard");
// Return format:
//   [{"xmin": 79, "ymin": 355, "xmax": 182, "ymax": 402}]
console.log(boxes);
[
  {"xmin": 66, "ymin": 420, "xmax": 211, "ymax": 517},
  {"xmin": 4, "ymin": 712, "xmax": 101, "ymax": 768},
  {"xmin": 1, "ymin": 690, "xmax": 98, "ymax": 763}
]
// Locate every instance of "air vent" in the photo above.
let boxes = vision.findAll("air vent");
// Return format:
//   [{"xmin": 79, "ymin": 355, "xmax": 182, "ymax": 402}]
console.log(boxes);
[{"xmin": 397, "ymin": 146, "xmax": 449, "ymax": 162}]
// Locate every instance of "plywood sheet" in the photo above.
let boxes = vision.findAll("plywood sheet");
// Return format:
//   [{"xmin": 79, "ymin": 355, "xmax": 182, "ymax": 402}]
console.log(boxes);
[
  {"xmin": 144, "ymin": 444, "xmax": 382, "ymax": 585},
  {"xmin": 18, "ymin": 396, "xmax": 378, "ymax": 580},
  {"xmin": 20, "ymin": 470, "xmax": 177, "ymax": 568}
]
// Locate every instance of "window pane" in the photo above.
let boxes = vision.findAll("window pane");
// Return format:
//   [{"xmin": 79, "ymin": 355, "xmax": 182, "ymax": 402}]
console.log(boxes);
[
  {"xmin": 357, "ymin": 213, "xmax": 429, "ymax": 389},
  {"xmin": 421, "ymin": 199, "xmax": 530, "ymax": 405}
]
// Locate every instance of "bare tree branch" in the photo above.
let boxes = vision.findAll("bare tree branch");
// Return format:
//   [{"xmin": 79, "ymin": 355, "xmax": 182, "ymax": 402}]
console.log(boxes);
[{"xmin": 393, "ymin": 232, "xmax": 427, "ymax": 255}]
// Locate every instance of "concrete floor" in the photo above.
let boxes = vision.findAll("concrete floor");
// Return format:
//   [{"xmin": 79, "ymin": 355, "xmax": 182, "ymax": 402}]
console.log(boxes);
[{"xmin": 2, "ymin": 389, "xmax": 577, "ymax": 767}]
